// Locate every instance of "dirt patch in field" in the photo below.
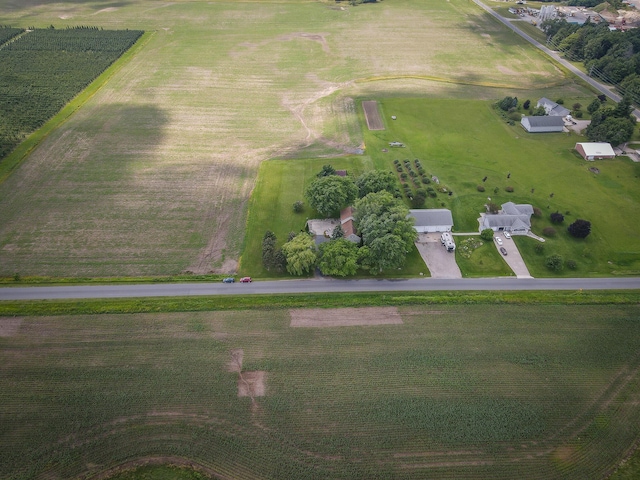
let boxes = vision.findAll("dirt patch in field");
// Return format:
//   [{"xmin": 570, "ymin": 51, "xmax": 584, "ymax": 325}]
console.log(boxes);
[
  {"xmin": 362, "ymin": 100, "xmax": 384, "ymax": 130},
  {"xmin": 290, "ymin": 307, "xmax": 402, "ymax": 327},
  {"xmin": 227, "ymin": 348, "xmax": 243, "ymax": 372},
  {"xmin": 0, "ymin": 318, "xmax": 22, "ymax": 337},
  {"xmin": 238, "ymin": 371, "xmax": 266, "ymax": 398},
  {"xmin": 279, "ymin": 32, "xmax": 331, "ymax": 54}
]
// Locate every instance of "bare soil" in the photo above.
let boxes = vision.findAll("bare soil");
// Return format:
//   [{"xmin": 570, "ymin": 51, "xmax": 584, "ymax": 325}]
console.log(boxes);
[
  {"xmin": 0, "ymin": 317, "xmax": 22, "ymax": 337},
  {"xmin": 238, "ymin": 371, "xmax": 266, "ymax": 398},
  {"xmin": 290, "ymin": 307, "xmax": 403, "ymax": 327},
  {"xmin": 362, "ymin": 100, "xmax": 384, "ymax": 130}
]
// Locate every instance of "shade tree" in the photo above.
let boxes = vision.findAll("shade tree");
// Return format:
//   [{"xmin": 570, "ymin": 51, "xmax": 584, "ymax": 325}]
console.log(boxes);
[{"xmin": 305, "ymin": 175, "xmax": 358, "ymax": 218}]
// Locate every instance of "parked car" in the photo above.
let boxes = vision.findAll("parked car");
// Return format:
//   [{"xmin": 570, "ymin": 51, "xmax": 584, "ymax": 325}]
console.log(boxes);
[
  {"xmin": 222, "ymin": 277, "xmax": 235, "ymax": 283},
  {"xmin": 503, "ymin": 232, "xmax": 511, "ymax": 239},
  {"xmin": 500, "ymin": 247, "xmax": 508, "ymax": 256},
  {"xmin": 495, "ymin": 237, "xmax": 503, "ymax": 246},
  {"xmin": 240, "ymin": 277, "xmax": 252, "ymax": 283}
]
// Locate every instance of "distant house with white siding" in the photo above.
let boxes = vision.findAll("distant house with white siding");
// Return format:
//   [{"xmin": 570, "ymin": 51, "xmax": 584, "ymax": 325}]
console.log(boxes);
[
  {"xmin": 478, "ymin": 202, "xmax": 533, "ymax": 233},
  {"xmin": 521, "ymin": 115, "xmax": 565, "ymax": 133},
  {"xmin": 408, "ymin": 209, "xmax": 454, "ymax": 233},
  {"xmin": 575, "ymin": 142, "xmax": 615, "ymax": 160},
  {"xmin": 537, "ymin": 97, "xmax": 571, "ymax": 117}
]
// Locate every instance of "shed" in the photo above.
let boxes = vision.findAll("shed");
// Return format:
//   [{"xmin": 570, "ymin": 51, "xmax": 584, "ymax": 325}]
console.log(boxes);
[
  {"xmin": 521, "ymin": 115, "xmax": 565, "ymax": 133},
  {"xmin": 408, "ymin": 209, "xmax": 454, "ymax": 233},
  {"xmin": 575, "ymin": 142, "xmax": 615, "ymax": 160}
]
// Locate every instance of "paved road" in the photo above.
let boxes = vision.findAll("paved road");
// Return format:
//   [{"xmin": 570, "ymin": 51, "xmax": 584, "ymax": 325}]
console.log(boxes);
[
  {"xmin": 472, "ymin": 0, "xmax": 640, "ymax": 119},
  {"xmin": 0, "ymin": 277, "xmax": 638, "ymax": 300}
]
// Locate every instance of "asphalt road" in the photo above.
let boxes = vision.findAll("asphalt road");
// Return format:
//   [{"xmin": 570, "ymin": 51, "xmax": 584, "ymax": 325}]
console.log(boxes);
[
  {"xmin": 0, "ymin": 277, "xmax": 639, "ymax": 300},
  {"xmin": 472, "ymin": 0, "xmax": 640, "ymax": 119}
]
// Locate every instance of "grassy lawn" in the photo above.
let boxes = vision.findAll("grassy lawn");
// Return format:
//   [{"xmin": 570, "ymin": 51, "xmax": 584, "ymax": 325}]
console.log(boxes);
[
  {"xmin": 455, "ymin": 235, "xmax": 514, "ymax": 277},
  {"xmin": 2, "ymin": 305, "xmax": 640, "ymax": 479},
  {"xmin": 360, "ymin": 97, "xmax": 640, "ymax": 276}
]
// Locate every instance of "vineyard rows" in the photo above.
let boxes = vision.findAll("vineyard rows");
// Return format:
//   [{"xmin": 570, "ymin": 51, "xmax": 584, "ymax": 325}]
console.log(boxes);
[
  {"xmin": 0, "ymin": 27, "xmax": 23, "ymax": 46},
  {"xmin": 0, "ymin": 27, "xmax": 143, "ymax": 159},
  {"xmin": 1, "ymin": 305, "xmax": 639, "ymax": 479}
]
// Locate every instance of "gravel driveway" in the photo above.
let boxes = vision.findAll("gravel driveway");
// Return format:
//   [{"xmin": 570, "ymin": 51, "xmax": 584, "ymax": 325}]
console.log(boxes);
[{"xmin": 415, "ymin": 233, "xmax": 462, "ymax": 279}]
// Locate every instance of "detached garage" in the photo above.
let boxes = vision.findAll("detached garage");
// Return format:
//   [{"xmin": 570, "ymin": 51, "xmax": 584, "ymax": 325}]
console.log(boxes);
[
  {"xmin": 575, "ymin": 142, "xmax": 615, "ymax": 160},
  {"xmin": 409, "ymin": 209, "xmax": 454, "ymax": 233},
  {"xmin": 521, "ymin": 116, "xmax": 565, "ymax": 133}
]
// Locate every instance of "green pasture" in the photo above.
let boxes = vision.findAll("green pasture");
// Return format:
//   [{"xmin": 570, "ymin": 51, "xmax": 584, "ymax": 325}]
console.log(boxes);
[
  {"xmin": 2, "ymin": 304, "xmax": 640, "ymax": 479},
  {"xmin": 361, "ymin": 97, "xmax": 640, "ymax": 276}
]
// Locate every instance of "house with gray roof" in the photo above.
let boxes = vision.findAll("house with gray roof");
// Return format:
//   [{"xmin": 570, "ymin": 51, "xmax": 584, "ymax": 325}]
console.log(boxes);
[
  {"xmin": 536, "ymin": 97, "xmax": 571, "ymax": 117},
  {"xmin": 477, "ymin": 202, "xmax": 533, "ymax": 233},
  {"xmin": 521, "ymin": 115, "xmax": 565, "ymax": 133},
  {"xmin": 408, "ymin": 209, "xmax": 454, "ymax": 233}
]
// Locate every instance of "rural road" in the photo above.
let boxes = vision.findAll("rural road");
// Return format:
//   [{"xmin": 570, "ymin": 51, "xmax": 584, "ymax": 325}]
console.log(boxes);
[
  {"xmin": 472, "ymin": 0, "xmax": 640, "ymax": 119},
  {"xmin": 0, "ymin": 277, "xmax": 639, "ymax": 300}
]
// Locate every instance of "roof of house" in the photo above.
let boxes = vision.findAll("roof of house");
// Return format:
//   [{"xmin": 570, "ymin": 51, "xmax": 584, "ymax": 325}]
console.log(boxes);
[
  {"xmin": 481, "ymin": 214, "xmax": 531, "ymax": 229},
  {"xmin": 575, "ymin": 142, "xmax": 615, "ymax": 157},
  {"xmin": 306, "ymin": 219, "xmax": 339, "ymax": 237},
  {"xmin": 521, "ymin": 116, "xmax": 565, "ymax": 127},
  {"xmin": 537, "ymin": 97, "xmax": 570, "ymax": 117},
  {"xmin": 408, "ymin": 209, "xmax": 454, "ymax": 227},
  {"xmin": 501, "ymin": 202, "xmax": 534, "ymax": 216}
]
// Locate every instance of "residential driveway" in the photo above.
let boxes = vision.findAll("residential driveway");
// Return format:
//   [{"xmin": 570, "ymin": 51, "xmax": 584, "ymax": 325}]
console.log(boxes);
[
  {"xmin": 415, "ymin": 233, "xmax": 462, "ymax": 279},
  {"xmin": 493, "ymin": 233, "xmax": 532, "ymax": 278}
]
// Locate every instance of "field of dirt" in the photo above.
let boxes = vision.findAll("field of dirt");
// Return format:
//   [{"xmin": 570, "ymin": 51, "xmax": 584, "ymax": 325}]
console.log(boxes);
[
  {"xmin": 363, "ymin": 100, "xmax": 384, "ymax": 130},
  {"xmin": 0, "ymin": 0, "xmax": 572, "ymax": 277},
  {"xmin": 290, "ymin": 307, "xmax": 403, "ymax": 327}
]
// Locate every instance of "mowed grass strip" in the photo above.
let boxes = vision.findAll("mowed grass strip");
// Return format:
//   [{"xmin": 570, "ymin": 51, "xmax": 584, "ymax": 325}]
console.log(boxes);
[{"xmin": 1, "ymin": 305, "xmax": 640, "ymax": 479}]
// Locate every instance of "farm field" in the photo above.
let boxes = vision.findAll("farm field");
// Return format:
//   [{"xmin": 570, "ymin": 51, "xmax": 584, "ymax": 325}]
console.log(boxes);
[
  {"xmin": 0, "ymin": 0, "xmax": 586, "ymax": 278},
  {"xmin": 0, "ymin": 27, "xmax": 143, "ymax": 159},
  {"xmin": 361, "ymin": 98, "xmax": 640, "ymax": 276},
  {"xmin": 1, "ymin": 304, "xmax": 640, "ymax": 479}
]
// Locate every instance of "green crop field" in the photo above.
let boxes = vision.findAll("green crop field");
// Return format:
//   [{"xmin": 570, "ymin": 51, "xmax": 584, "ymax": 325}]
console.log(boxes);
[
  {"xmin": 2, "ymin": 304, "xmax": 640, "ymax": 479},
  {"xmin": 0, "ymin": 0, "xmax": 589, "ymax": 278}
]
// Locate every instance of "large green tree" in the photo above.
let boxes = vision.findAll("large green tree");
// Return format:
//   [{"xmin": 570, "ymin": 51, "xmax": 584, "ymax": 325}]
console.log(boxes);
[
  {"xmin": 281, "ymin": 233, "xmax": 317, "ymax": 276},
  {"xmin": 354, "ymin": 191, "xmax": 417, "ymax": 272},
  {"xmin": 355, "ymin": 170, "xmax": 398, "ymax": 198},
  {"xmin": 305, "ymin": 175, "xmax": 358, "ymax": 218},
  {"xmin": 317, "ymin": 239, "xmax": 359, "ymax": 277}
]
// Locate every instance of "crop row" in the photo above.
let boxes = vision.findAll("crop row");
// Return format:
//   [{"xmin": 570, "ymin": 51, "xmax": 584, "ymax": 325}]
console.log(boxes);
[
  {"xmin": 0, "ymin": 27, "xmax": 23, "ymax": 45},
  {"xmin": 0, "ymin": 28, "xmax": 143, "ymax": 160}
]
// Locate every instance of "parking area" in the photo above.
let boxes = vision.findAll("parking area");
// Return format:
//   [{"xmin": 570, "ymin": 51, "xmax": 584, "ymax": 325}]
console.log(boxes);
[
  {"xmin": 415, "ymin": 233, "xmax": 462, "ymax": 279},
  {"xmin": 493, "ymin": 233, "xmax": 532, "ymax": 278}
]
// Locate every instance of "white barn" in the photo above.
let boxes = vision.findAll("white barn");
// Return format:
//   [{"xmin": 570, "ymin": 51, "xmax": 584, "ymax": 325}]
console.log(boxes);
[
  {"xmin": 409, "ymin": 209, "xmax": 454, "ymax": 233},
  {"xmin": 521, "ymin": 115, "xmax": 565, "ymax": 133},
  {"xmin": 575, "ymin": 142, "xmax": 615, "ymax": 160}
]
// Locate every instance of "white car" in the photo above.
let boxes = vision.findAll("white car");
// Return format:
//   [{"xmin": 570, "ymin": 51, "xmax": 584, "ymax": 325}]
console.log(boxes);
[
  {"xmin": 503, "ymin": 232, "xmax": 511, "ymax": 239},
  {"xmin": 495, "ymin": 237, "xmax": 503, "ymax": 246}
]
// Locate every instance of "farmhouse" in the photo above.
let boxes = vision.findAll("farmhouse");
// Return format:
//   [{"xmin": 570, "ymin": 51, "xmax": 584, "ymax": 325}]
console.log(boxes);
[
  {"xmin": 408, "ymin": 209, "xmax": 454, "ymax": 233},
  {"xmin": 306, "ymin": 207, "xmax": 361, "ymax": 245},
  {"xmin": 575, "ymin": 142, "xmax": 615, "ymax": 160},
  {"xmin": 478, "ymin": 202, "xmax": 533, "ymax": 233},
  {"xmin": 536, "ymin": 97, "xmax": 570, "ymax": 117},
  {"xmin": 339, "ymin": 206, "xmax": 361, "ymax": 243},
  {"xmin": 521, "ymin": 115, "xmax": 565, "ymax": 133}
]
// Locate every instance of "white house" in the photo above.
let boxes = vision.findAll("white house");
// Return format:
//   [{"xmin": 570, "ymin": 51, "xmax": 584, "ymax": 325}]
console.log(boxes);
[
  {"xmin": 408, "ymin": 209, "xmax": 454, "ymax": 233},
  {"xmin": 478, "ymin": 202, "xmax": 533, "ymax": 233},
  {"xmin": 575, "ymin": 142, "xmax": 615, "ymax": 160},
  {"xmin": 537, "ymin": 97, "xmax": 570, "ymax": 117},
  {"xmin": 521, "ymin": 115, "xmax": 565, "ymax": 133}
]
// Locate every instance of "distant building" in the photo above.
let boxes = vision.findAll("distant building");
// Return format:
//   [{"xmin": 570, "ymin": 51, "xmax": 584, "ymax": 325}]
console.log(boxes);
[
  {"xmin": 575, "ymin": 142, "xmax": 615, "ymax": 160},
  {"xmin": 536, "ymin": 97, "xmax": 571, "ymax": 117},
  {"xmin": 478, "ymin": 202, "xmax": 534, "ymax": 233},
  {"xmin": 521, "ymin": 115, "xmax": 565, "ymax": 133},
  {"xmin": 408, "ymin": 209, "xmax": 454, "ymax": 233}
]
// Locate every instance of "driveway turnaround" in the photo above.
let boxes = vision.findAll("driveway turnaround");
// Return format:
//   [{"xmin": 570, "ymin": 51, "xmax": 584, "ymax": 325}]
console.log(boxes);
[
  {"xmin": 493, "ymin": 233, "xmax": 532, "ymax": 278},
  {"xmin": 414, "ymin": 233, "xmax": 462, "ymax": 279}
]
